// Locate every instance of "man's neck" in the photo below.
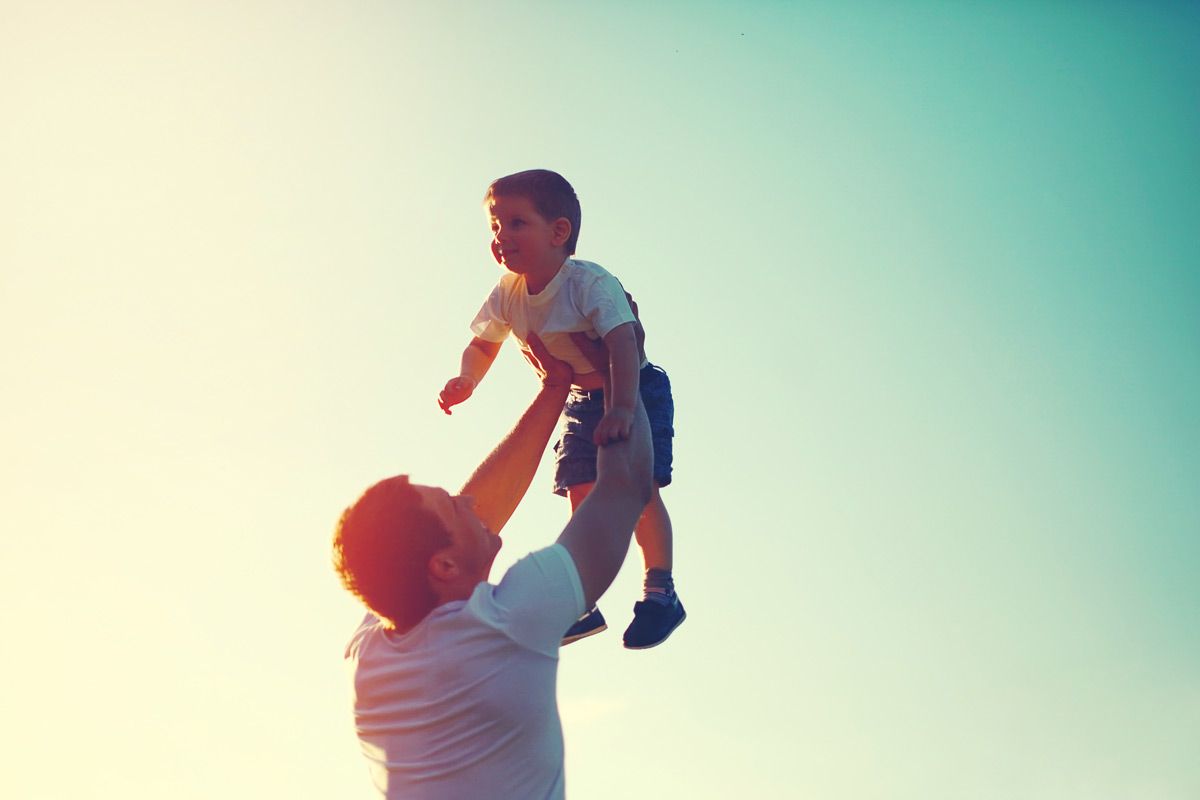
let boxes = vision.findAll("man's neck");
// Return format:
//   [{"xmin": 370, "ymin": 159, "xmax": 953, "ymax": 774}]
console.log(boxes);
[{"xmin": 524, "ymin": 255, "xmax": 568, "ymax": 295}]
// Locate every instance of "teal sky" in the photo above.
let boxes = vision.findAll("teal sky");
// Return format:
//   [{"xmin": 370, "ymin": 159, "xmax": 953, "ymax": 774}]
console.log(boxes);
[{"xmin": 3, "ymin": 2, "xmax": 1197, "ymax": 798}]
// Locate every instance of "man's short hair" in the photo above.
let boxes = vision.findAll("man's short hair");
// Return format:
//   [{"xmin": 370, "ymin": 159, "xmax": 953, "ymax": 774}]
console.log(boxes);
[
  {"xmin": 485, "ymin": 169, "xmax": 582, "ymax": 255},
  {"xmin": 332, "ymin": 476, "xmax": 451, "ymax": 630}
]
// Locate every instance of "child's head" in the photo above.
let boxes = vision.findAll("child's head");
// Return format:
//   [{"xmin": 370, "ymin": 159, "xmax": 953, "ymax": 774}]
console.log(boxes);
[{"xmin": 485, "ymin": 169, "xmax": 581, "ymax": 255}]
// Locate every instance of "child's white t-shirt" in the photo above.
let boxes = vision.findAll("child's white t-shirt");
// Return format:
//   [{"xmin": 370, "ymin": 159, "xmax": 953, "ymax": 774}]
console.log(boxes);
[{"xmin": 470, "ymin": 258, "xmax": 636, "ymax": 376}]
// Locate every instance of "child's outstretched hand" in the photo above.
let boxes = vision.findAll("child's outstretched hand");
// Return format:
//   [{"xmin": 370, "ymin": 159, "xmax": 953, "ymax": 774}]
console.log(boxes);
[
  {"xmin": 593, "ymin": 406, "xmax": 634, "ymax": 446},
  {"xmin": 438, "ymin": 376, "xmax": 477, "ymax": 415}
]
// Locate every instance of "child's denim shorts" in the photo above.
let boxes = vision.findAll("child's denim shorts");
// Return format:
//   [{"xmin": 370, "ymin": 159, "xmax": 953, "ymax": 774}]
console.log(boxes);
[{"xmin": 552, "ymin": 363, "xmax": 674, "ymax": 496}]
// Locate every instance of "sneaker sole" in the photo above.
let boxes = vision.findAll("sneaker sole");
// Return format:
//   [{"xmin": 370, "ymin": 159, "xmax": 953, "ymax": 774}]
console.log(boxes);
[
  {"xmin": 623, "ymin": 609, "xmax": 687, "ymax": 650},
  {"xmin": 561, "ymin": 622, "xmax": 608, "ymax": 646}
]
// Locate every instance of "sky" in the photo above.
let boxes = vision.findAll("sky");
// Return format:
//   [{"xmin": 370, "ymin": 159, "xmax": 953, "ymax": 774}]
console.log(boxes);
[{"xmin": 2, "ymin": 2, "xmax": 1198, "ymax": 798}]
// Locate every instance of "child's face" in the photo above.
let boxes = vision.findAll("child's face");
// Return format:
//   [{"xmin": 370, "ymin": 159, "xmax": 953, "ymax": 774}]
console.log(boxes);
[{"xmin": 487, "ymin": 194, "xmax": 569, "ymax": 274}]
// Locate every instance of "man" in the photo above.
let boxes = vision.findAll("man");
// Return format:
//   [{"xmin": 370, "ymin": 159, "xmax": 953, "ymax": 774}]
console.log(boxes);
[{"xmin": 333, "ymin": 333, "xmax": 653, "ymax": 799}]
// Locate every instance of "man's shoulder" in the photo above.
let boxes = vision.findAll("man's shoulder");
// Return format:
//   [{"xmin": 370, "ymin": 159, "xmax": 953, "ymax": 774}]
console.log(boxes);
[
  {"xmin": 493, "ymin": 544, "xmax": 581, "ymax": 598},
  {"xmin": 482, "ymin": 544, "xmax": 585, "ymax": 655},
  {"xmin": 344, "ymin": 612, "xmax": 386, "ymax": 660}
]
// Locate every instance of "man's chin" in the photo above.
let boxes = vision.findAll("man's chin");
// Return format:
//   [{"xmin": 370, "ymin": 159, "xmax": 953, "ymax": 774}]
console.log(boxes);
[{"xmin": 485, "ymin": 539, "xmax": 502, "ymax": 567}]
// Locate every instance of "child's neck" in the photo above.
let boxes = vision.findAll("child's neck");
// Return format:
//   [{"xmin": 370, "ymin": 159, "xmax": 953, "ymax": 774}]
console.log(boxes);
[{"xmin": 523, "ymin": 254, "xmax": 568, "ymax": 295}]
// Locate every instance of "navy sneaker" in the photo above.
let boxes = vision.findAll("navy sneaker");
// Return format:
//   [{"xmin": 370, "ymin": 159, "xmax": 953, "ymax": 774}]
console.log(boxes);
[
  {"xmin": 623, "ymin": 595, "xmax": 686, "ymax": 650},
  {"xmin": 562, "ymin": 606, "xmax": 607, "ymax": 646}
]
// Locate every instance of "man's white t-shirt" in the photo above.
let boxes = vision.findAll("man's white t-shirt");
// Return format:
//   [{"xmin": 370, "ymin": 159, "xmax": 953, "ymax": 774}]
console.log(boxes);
[
  {"xmin": 470, "ymin": 258, "xmax": 638, "ymax": 376},
  {"xmin": 345, "ymin": 544, "xmax": 586, "ymax": 800}
]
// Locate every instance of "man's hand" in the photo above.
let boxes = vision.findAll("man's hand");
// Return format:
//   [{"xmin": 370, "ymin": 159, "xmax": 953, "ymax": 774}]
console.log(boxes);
[
  {"xmin": 569, "ymin": 291, "xmax": 646, "ymax": 374},
  {"xmin": 438, "ymin": 376, "xmax": 477, "ymax": 415},
  {"xmin": 521, "ymin": 333, "xmax": 574, "ymax": 388},
  {"xmin": 593, "ymin": 406, "xmax": 634, "ymax": 446},
  {"xmin": 624, "ymin": 292, "xmax": 646, "ymax": 361}
]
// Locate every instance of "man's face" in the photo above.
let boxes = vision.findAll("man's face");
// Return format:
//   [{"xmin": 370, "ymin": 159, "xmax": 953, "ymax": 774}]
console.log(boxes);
[
  {"xmin": 487, "ymin": 194, "xmax": 564, "ymax": 274},
  {"xmin": 415, "ymin": 485, "xmax": 501, "ymax": 579}
]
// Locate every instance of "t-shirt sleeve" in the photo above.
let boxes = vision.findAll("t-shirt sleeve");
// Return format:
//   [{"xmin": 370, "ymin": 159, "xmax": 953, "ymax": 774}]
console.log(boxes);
[
  {"xmin": 580, "ymin": 273, "xmax": 636, "ymax": 339},
  {"xmin": 488, "ymin": 544, "xmax": 586, "ymax": 657},
  {"xmin": 344, "ymin": 612, "xmax": 382, "ymax": 660},
  {"xmin": 469, "ymin": 284, "xmax": 512, "ymax": 343}
]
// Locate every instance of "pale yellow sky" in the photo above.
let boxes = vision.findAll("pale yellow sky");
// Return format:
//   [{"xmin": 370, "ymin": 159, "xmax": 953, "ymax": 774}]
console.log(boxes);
[{"xmin": 3, "ymin": 3, "xmax": 1198, "ymax": 798}]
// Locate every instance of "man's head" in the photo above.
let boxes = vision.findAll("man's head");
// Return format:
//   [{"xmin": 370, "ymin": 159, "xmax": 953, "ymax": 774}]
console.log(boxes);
[
  {"xmin": 485, "ymin": 169, "xmax": 582, "ymax": 265},
  {"xmin": 332, "ymin": 476, "xmax": 501, "ymax": 630}
]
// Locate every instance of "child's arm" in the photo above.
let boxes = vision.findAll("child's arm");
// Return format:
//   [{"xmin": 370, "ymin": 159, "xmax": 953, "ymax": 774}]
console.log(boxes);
[
  {"xmin": 438, "ymin": 336, "xmax": 502, "ymax": 415},
  {"xmin": 591, "ymin": 321, "xmax": 640, "ymax": 445}
]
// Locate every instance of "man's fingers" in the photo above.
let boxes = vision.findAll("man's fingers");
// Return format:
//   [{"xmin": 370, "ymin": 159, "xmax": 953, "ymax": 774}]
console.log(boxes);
[
  {"xmin": 569, "ymin": 331, "xmax": 609, "ymax": 373},
  {"xmin": 624, "ymin": 291, "xmax": 639, "ymax": 320},
  {"xmin": 525, "ymin": 333, "xmax": 550, "ymax": 362},
  {"xmin": 620, "ymin": 292, "xmax": 647, "ymax": 359},
  {"xmin": 520, "ymin": 333, "xmax": 575, "ymax": 387},
  {"xmin": 520, "ymin": 350, "xmax": 545, "ymax": 379}
]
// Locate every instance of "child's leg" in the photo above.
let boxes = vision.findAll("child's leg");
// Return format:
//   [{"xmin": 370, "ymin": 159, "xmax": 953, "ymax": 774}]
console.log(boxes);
[
  {"xmin": 621, "ymin": 364, "xmax": 683, "ymax": 648},
  {"xmin": 571, "ymin": 481, "xmax": 671, "ymax": 573},
  {"xmin": 560, "ymin": 481, "xmax": 609, "ymax": 644},
  {"xmin": 623, "ymin": 482, "xmax": 684, "ymax": 649},
  {"xmin": 634, "ymin": 484, "xmax": 672, "ymax": 572},
  {"xmin": 572, "ymin": 479, "xmax": 673, "ymax": 597},
  {"xmin": 570, "ymin": 481, "xmax": 671, "ymax": 573},
  {"xmin": 566, "ymin": 481, "xmax": 594, "ymax": 513}
]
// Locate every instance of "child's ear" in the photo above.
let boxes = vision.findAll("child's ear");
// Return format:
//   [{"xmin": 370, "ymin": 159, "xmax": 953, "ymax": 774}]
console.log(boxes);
[
  {"xmin": 491, "ymin": 239, "xmax": 503, "ymax": 264},
  {"xmin": 551, "ymin": 217, "xmax": 572, "ymax": 248}
]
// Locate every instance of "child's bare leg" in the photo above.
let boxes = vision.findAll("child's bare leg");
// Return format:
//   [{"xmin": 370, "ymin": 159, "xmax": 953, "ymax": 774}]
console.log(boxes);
[
  {"xmin": 566, "ymin": 482, "xmax": 594, "ymax": 513},
  {"xmin": 575, "ymin": 481, "xmax": 672, "ymax": 576},
  {"xmin": 623, "ymin": 484, "xmax": 683, "ymax": 649},
  {"xmin": 560, "ymin": 481, "xmax": 609, "ymax": 644},
  {"xmin": 634, "ymin": 484, "xmax": 672, "ymax": 572},
  {"xmin": 569, "ymin": 480, "xmax": 683, "ymax": 648}
]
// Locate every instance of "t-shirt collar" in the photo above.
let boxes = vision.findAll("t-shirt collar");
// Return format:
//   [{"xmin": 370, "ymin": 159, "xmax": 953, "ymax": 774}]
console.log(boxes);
[{"xmin": 525, "ymin": 257, "xmax": 572, "ymax": 303}]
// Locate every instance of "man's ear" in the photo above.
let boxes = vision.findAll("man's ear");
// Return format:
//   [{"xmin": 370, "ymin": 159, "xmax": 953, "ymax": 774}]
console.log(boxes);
[
  {"xmin": 551, "ymin": 217, "xmax": 572, "ymax": 248},
  {"xmin": 428, "ymin": 550, "xmax": 459, "ymax": 584}
]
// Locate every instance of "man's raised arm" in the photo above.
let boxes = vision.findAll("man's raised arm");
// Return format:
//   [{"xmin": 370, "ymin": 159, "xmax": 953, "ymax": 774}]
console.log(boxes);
[
  {"xmin": 556, "ymin": 390, "xmax": 654, "ymax": 609},
  {"xmin": 459, "ymin": 334, "xmax": 572, "ymax": 536}
]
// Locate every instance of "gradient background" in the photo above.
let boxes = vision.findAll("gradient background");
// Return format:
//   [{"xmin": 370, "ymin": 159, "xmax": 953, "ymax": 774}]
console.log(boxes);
[{"xmin": 3, "ymin": 2, "xmax": 1198, "ymax": 798}]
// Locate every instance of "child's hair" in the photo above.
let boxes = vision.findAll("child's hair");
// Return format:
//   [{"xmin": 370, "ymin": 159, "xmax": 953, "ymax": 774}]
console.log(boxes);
[{"xmin": 485, "ymin": 169, "xmax": 582, "ymax": 255}]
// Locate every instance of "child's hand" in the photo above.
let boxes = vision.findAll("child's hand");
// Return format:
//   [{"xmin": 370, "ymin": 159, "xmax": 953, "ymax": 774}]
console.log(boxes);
[
  {"xmin": 438, "ymin": 376, "xmax": 477, "ymax": 415},
  {"xmin": 593, "ymin": 406, "xmax": 635, "ymax": 446}
]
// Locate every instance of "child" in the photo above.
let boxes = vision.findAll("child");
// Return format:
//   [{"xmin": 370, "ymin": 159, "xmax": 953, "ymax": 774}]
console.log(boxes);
[{"xmin": 438, "ymin": 169, "xmax": 685, "ymax": 650}]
